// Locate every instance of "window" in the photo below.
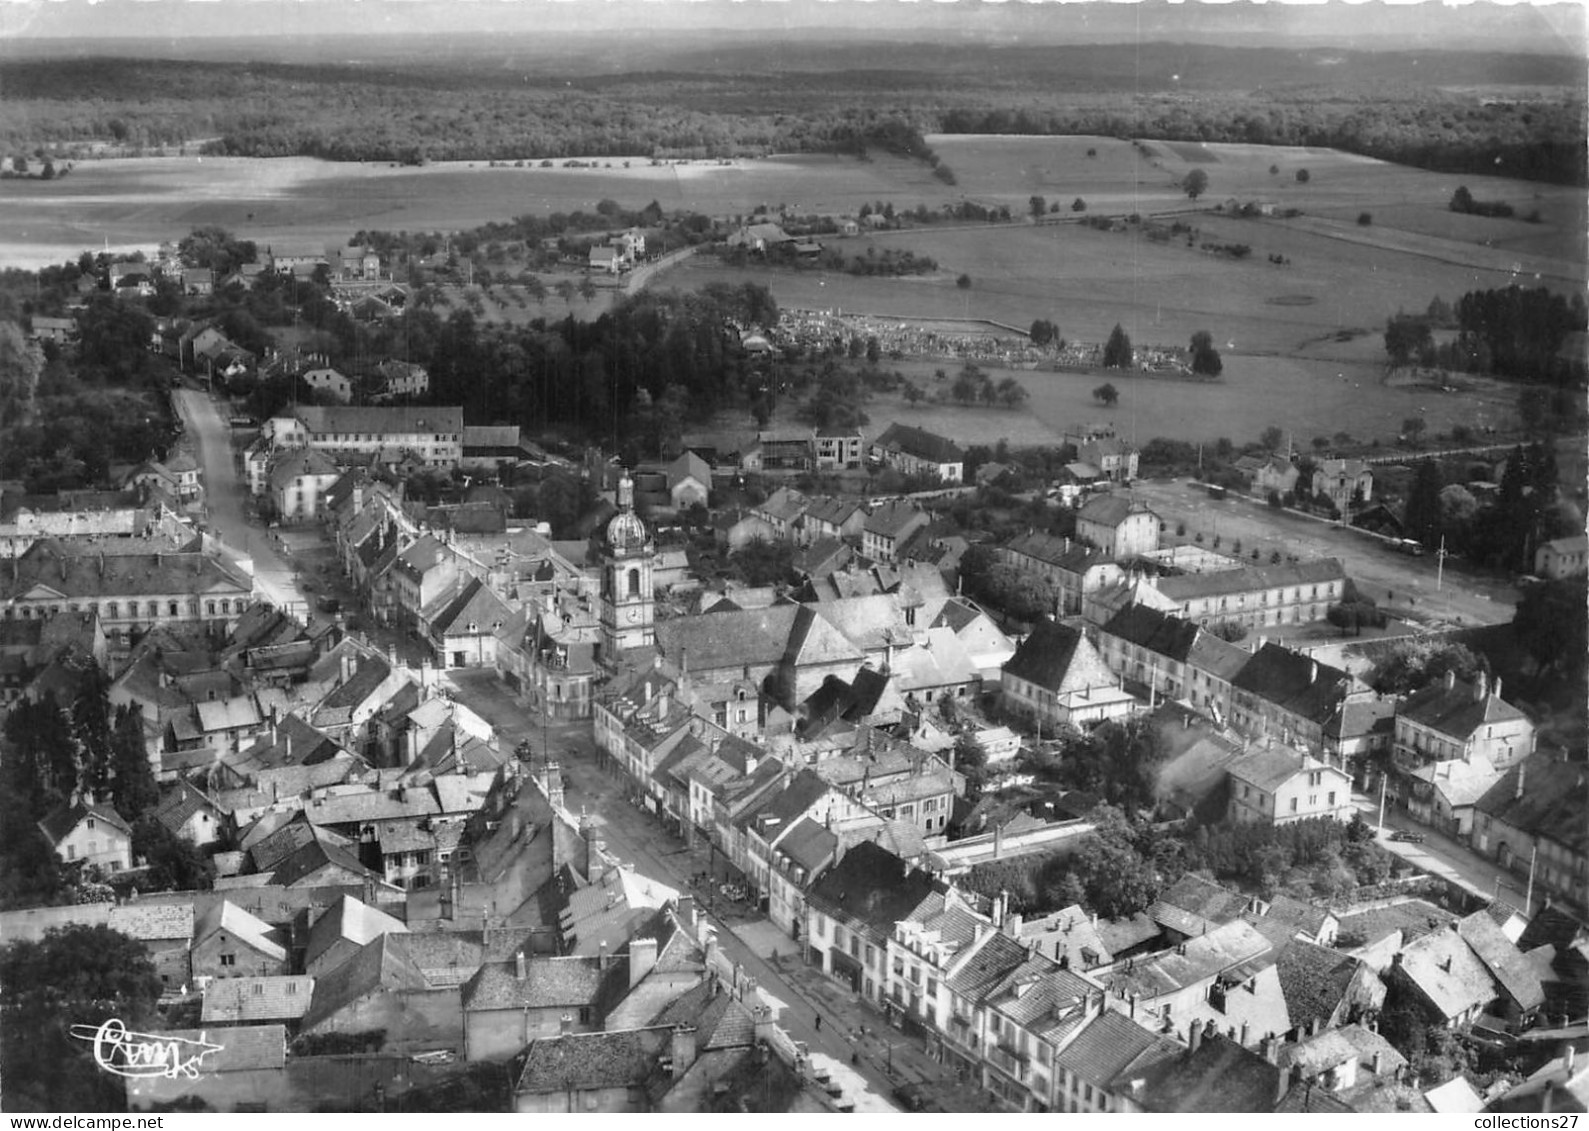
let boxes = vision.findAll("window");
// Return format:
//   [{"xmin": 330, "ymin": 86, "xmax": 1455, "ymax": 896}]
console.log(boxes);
[
  {"xmin": 220, "ymin": 954, "xmax": 237, "ymax": 967},
  {"xmin": 253, "ymin": 983, "xmax": 264, "ymax": 996},
  {"xmin": 1328, "ymin": 791, "xmax": 1337, "ymax": 805},
  {"xmin": 1290, "ymin": 798, "xmax": 1298, "ymax": 813}
]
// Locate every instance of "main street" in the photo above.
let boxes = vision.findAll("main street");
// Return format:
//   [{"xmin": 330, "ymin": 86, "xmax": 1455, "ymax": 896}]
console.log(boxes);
[
  {"xmin": 441, "ymin": 669, "xmax": 984, "ymax": 1112},
  {"xmin": 171, "ymin": 387, "xmax": 308, "ymax": 618}
]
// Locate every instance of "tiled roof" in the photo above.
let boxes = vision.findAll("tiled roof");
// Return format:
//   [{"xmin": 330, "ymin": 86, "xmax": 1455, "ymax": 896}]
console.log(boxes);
[
  {"xmin": 1152, "ymin": 874, "xmax": 1251, "ymax": 934},
  {"xmin": 1474, "ymin": 756, "xmax": 1588, "ymax": 855},
  {"xmin": 107, "ymin": 902, "xmax": 195, "ymax": 942},
  {"xmin": 1077, "ymin": 492, "xmax": 1153, "ymax": 529},
  {"xmin": 294, "ymin": 405, "xmax": 462, "ymax": 437},
  {"xmin": 1457, "ymin": 911, "xmax": 1544, "ymax": 1011},
  {"xmin": 774, "ymin": 816, "xmax": 838, "ymax": 875},
  {"xmin": 1102, "ymin": 603, "xmax": 1204, "ymax": 662},
  {"xmin": 1156, "ymin": 557, "xmax": 1345, "ymax": 602},
  {"xmin": 1055, "ymin": 1009, "xmax": 1172, "ymax": 1086},
  {"xmin": 653, "ymin": 605, "xmax": 799, "ymax": 673},
  {"xmin": 194, "ymin": 900, "xmax": 288, "ymax": 962},
  {"xmin": 201, "ymin": 975, "xmax": 314, "ymax": 1023},
  {"xmin": 1397, "ymin": 925, "xmax": 1497, "ymax": 1020},
  {"xmin": 428, "ymin": 576, "xmax": 510, "ymax": 637},
  {"xmin": 1337, "ymin": 898, "xmax": 1455, "ymax": 949},
  {"xmin": 269, "ymin": 835, "xmax": 383, "ymax": 889},
  {"xmin": 1324, "ymin": 696, "xmax": 1397, "ymax": 741},
  {"xmin": 1401, "ymin": 677, "xmax": 1528, "ymax": 738},
  {"xmin": 1001, "ymin": 619, "xmax": 1096, "ymax": 693},
  {"xmin": 944, "ymin": 930, "xmax": 1027, "ymax": 998},
  {"xmin": 305, "ymin": 893, "xmax": 409, "ymax": 972},
  {"xmin": 463, "ymin": 954, "xmax": 614, "ymax": 1011},
  {"xmin": 1232, "ymin": 644, "xmax": 1359, "ymax": 725},
  {"xmin": 302, "ymin": 933, "xmax": 428, "ymax": 1031},
  {"xmin": 514, "ymin": 1027, "xmax": 670, "ymax": 1095},
  {"xmin": 3, "ymin": 541, "xmax": 250, "ymax": 601},
  {"xmin": 1004, "ymin": 530, "xmax": 1107, "ymax": 573},
  {"xmin": 1139, "ymin": 1033, "xmax": 1283, "ymax": 1112},
  {"xmin": 1412, "ymin": 756, "xmax": 1502, "ymax": 808},
  {"xmin": 862, "ymin": 499, "xmax": 927, "ymax": 539},
  {"xmin": 1107, "ymin": 919, "xmax": 1272, "ymax": 1000},
  {"xmin": 38, "ymin": 802, "xmax": 132, "ymax": 846},
  {"xmin": 806, "ymin": 841, "xmax": 939, "ymax": 935},
  {"xmin": 268, "ymin": 447, "xmax": 339, "ymax": 491},
  {"xmin": 872, "ymin": 423, "xmax": 963, "ymax": 464},
  {"xmin": 1274, "ymin": 939, "xmax": 1367, "ymax": 1031}
]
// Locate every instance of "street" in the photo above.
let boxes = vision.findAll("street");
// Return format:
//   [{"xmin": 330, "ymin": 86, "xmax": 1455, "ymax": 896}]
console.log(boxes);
[
  {"xmin": 171, "ymin": 387, "xmax": 308, "ymax": 618},
  {"xmin": 1353, "ymin": 789, "xmax": 1537, "ymax": 911},
  {"xmin": 443, "ymin": 669, "xmax": 987, "ymax": 1112},
  {"xmin": 1128, "ymin": 478, "xmax": 1517, "ymax": 629}
]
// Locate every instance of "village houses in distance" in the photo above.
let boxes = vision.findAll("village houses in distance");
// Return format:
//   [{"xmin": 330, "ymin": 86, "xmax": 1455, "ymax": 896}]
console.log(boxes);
[{"xmin": 2, "ymin": 235, "xmax": 1586, "ymax": 1116}]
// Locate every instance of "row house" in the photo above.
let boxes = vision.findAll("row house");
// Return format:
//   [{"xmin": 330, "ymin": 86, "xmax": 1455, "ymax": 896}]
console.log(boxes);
[
  {"xmin": 1000, "ymin": 532, "xmax": 1124, "ymax": 617},
  {"xmin": 1137, "ymin": 558, "xmax": 1348, "ymax": 631},
  {"xmin": 1095, "ymin": 603, "xmax": 1248, "ymax": 724},
  {"xmin": 1472, "ymin": 755, "xmax": 1588, "ymax": 915},
  {"xmin": 862, "ymin": 500, "xmax": 929, "ymax": 564},
  {"xmin": 1001, "ymin": 619, "xmax": 1137, "ymax": 732},
  {"xmin": 1, "ymin": 541, "xmax": 253, "ymax": 643},
  {"xmin": 804, "ymin": 841, "xmax": 941, "ymax": 1003},
  {"xmin": 813, "ymin": 727, "xmax": 961, "ymax": 837},
  {"xmin": 1392, "ymin": 671, "xmax": 1533, "ymax": 778},
  {"xmin": 1228, "ymin": 643, "xmax": 1369, "ymax": 751},
  {"xmin": 422, "ymin": 576, "xmax": 511, "ymax": 670},
  {"xmin": 495, "ymin": 605, "xmax": 599, "ymax": 720},
  {"xmin": 753, "ymin": 487, "xmax": 808, "ymax": 541},
  {"xmin": 800, "ymin": 496, "xmax": 868, "ymax": 546},
  {"xmin": 268, "ymin": 405, "xmax": 463, "ymax": 469}
]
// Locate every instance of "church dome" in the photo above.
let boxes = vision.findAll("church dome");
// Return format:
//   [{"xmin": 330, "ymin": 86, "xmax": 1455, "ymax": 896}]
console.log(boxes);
[{"xmin": 605, "ymin": 509, "xmax": 649, "ymax": 554}]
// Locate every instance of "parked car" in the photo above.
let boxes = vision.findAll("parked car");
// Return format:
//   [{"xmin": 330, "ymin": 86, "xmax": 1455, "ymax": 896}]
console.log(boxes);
[{"xmin": 1390, "ymin": 829, "xmax": 1425, "ymax": 843}]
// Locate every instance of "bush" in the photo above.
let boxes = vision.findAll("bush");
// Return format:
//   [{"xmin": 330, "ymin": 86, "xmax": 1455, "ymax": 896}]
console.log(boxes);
[{"xmin": 1357, "ymin": 212, "xmax": 1373, "ymax": 226}]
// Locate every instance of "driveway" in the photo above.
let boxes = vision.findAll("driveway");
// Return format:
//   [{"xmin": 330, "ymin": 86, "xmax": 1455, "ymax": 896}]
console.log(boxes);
[{"xmin": 171, "ymin": 388, "xmax": 307, "ymax": 618}]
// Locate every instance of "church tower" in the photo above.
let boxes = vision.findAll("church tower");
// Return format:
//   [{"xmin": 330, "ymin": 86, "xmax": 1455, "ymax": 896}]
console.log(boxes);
[{"xmin": 599, "ymin": 470, "xmax": 655, "ymax": 658}]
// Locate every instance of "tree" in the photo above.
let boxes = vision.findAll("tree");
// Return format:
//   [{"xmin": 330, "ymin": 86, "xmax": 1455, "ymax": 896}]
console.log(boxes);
[
  {"xmin": 1182, "ymin": 168, "xmax": 1209, "ymax": 200},
  {"xmin": 1372, "ymin": 639, "xmax": 1483, "ymax": 695},
  {"xmin": 1513, "ymin": 578, "xmax": 1588, "ymax": 678},
  {"xmin": 131, "ymin": 816, "xmax": 214, "ymax": 892},
  {"xmin": 1071, "ymin": 197, "xmax": 1087, "ymax": 212},
  {"xmin": 1384, "ymin": 314, "xmax": 1433, "ymax": 368},
  {"xmin": 1189, "ymin": 329, "xmax": 1223, "ymax": 376},
  {"xmin": 1102, "ymin": 324, "xmax": 1133, "ymax": 369},
  {"xmin": 1357, "ymin": 212, "xmax": 1373, "ymax": 226},
  {"xmin": 11, "ymin": 156, "xmax": 27, "ymax": 175},
  {"xmin": 1404, "ymin": 459, "xmax": 1444, "ymax": 547},
  {"xmin": 1029, "ymin": 195, "xmax": 1047, "ymax": 221},
  {"xmin": 1401, "ymin": 416, "xmax": 1427, "ymax": 444},
  {"xmin": 995, "ymin": 376, "xmax": 1029, "ymax": 408},
  {"xmin": 1029, "ymin": 319, "xmax": 1058, "ymax": 347},
  {"xmin": 577, "ymin": 276, "xmax": 597, "ymax": 303},
  {"xmin": 1260, "ymin": 425, "xmax": 1285, "ymax": 452},
  {"xmin": 1295, "ymin": 168, "xmax": 1311, "ymax": 183},
  {"xmin": 1209, "ymin": 620, "xmax": 1248, "ymax": 643},
  {"xmin": 1092, "ymin": 382, "xmax": 1119, "ymax": 407},
  {"xmin": 1, "ymin": 924, "xmax": 163, "ymax": 1110},
  {"xmin": 1450, "ymin": 185, "xmax": 1476, "ymax": 213},
  {"xmin": 954, "ymin": 733, "xmax": 989, "ymax": 801},
  {"xmin": 956, "ymin": 273, "xmax": 972, "ymax": 289}
]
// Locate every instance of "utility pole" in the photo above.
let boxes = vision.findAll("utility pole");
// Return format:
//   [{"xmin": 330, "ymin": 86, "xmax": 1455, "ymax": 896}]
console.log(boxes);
[
  {"xmin": 1525, "ymin": 843, "xmax": 1538, "ymax": 916},
  {"xmin": 1377, "ymin": 770, "xmax": 1388, "ymax": 833},
  {"xmin": 1435, "ymin": 535, "xmax": 1448, "ymax": 591}
]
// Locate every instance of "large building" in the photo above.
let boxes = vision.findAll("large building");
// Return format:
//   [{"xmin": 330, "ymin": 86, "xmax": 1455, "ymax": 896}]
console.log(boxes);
[
  {"xmin": 1076, "ymin": 494, "xmax": 1160, "ymax": 560},
  {"xmin": 1102, "ymin": 558, "xmax": 1347, "ymax": 631},
  {"xmin": 869, "ymin": 424, "xmax": 965, "ymax": 482},
  {"xmin": 268, "ymin": 406, "xmax": 464, "ymax": 468}
]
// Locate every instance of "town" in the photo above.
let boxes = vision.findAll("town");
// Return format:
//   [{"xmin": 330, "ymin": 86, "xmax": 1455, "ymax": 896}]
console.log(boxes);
[{"xmin": 2, "ymin": 2, "xmax": 1587, "ymax": 1114}]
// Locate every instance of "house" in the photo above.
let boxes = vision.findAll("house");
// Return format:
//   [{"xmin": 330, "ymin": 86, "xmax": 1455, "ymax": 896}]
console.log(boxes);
[
  {"xmin": 861, "ymin": 500, "xmax": 929, "ymax": 564},
  {"xmin": 1534, "ymin": 535, "xmax": 1589, "ymax": 579},
  {"xmin": 462, "ymin": 951, "xmax": 629, "ymax": 1061},
  {"xmin": 589, "ymin": 245, "xmax": 621, "ymax": 274},
  {"xmin": 814, "ymin": 428, "xmax": 865, "ymax": 470},
  {"xmin": 1149, "ymin": 874, "xmax": 1251, "ymax": 941},
  {"xmin": 303, "ymin": 892, "xmax": 410, "ymax": 977},
  {"xmin": 1312, "ymin": 459, "xmax": 1373, "ymax": 513},
  {"xmin": 666, "ymin": 451, "xmax": 711, "ymax": 510},
  {"xmin": 799, "ymin": 497, "xmax": 867, "ymax": 546},
  {"xmin": 1276, "ymin": 1023, "xmax": 1406, "ymax": 1103},
  {"xmin": 753, "ymin": 487, "xmax": 808, "ymax": 541},
  {"xmin": 28, "ymin": 315, "xmax": 77, "ymax": 344},
  {"xmin": 869, "ymin": 423, "xmax": 964, "ymax": 482},
  {"xmin": 1076, "ymin": 494, "xmax": 1160, "ymax": 561},
  {"xmin": 268, "ymin": 448, "xmax": 341, "ymax": 523},
  {"xmin": 201, "ymin": 975, "xmax": 315, "ymax": 1029},
  {"xmin": 297, "ymin": 932, "xmax": 460, "ymax": 1053},
  {"xmin": 751, "ymin": 429, "xmax": 814, "ymax": 471},
  {"xmin": 1236, "ymin": 453, "xmax": 1300, "ymax": 498},
  {"xmin": 805, "ymin": 841, "xmax": 940, "ymax": 1003},
  {"xmin": 1407, "ymin": 756, "xmax": 1502, "ymax": 838},
  {"xmin": 1096, "ymin": 603, "xmax": 1248, "ymax": 721},
  {"xmin": 36, "ymin": 801, "xmax": 132, "ymax": 872},
  {"xmin": 424, "ymin": 576, "xmax": 511, "ymax": 669},
  {"xmin": 1001, "ymin": 619, "xmax": 1136, "ymax": 730},
  {"xmin": 301, "ymin": 367, "xmax": 351, "ymax": 402},
  {"xmin": 152, "ymin": 781, "xmax": 225, "ymax": 848},
  {"xmin": 1052, "ymin": 1008, "xmax": 1181, "ymax": 1113},
  {"xmin": 1064, "ymin": 426, "xmax": 1140, "ymax": 483},
  {"xmin": 192, "ymin": 901, "xmax": 290, "ymax": 979},
  {"xmin": 1227, "ymin": 744, "xmax": 1355, "ymax": 826},
  {"xmin": 1387, "ymin": 922, "xmax": 1502, "ymax": 1029},
  {"xmin": 1001, "ymin": 532, "xmax": 1124, "ymax": 617},
  {"xmin": 1229, "ymin": 644, "xmax": 1368, "ymax": 750},
  {"xmin": 372, "ymin": 360, "xmax": 430, "ymax": 401},
  {"xmin": 1471, "ymin": 754, "xmax": 1588, "ymax": 919},
  {"xmin": 1273, "ymin": 940, "xmax": 1386, "ymax": 1037},
  {"xmin": 1394, "ymin": 671, "xmax": 1535, "ymax": 778}
]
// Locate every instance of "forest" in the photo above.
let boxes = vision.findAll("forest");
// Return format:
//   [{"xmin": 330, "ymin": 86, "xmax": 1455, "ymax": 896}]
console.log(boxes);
[{"xmin": 1, "ymin": 45, "xmax": 1584, "ymax": 184}]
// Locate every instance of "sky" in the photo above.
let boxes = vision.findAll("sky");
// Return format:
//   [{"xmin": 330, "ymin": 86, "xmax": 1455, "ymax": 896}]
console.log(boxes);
[{"xmin": 2, "ymin": 0, "xmax": 1585, "ymax": 56}]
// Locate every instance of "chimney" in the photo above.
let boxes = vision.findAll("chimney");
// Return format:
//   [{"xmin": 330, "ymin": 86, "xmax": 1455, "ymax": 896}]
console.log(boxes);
[
  {"xmin": 753, "ymin": 1005, "xmax": 774, "ymax": 1046},
  {"xmin": 670, "ymin": 1025, "xmax": 697, "ymax": 1081},
  {"xmin": 1371, "ymin": 1050, "xmax": 1384, "ymax": 1076},
  {"xmin": 1262, "ymin": 1035, "xmax": 1279, "ymax": 1064},
  {"xmin": 340, "ymin": 651, "xmax": 355, "ymax": 685},
  {"xmin": 1240, "ymin": 1021, "xmax": 1250, "ymax": 1046},
  {"xmin": 630, "ymin": 936, "xmax": 658, "ymax": 988},
  {"xmin": 599, "ymin": 940, "xmax": 612, "ymax": 970},
  {"xmin": 1515, "ymin": 761, "xmax": 1527, "ymax": 801},
  {"xmin": 1445, "ymin": 669, "xmax": 1456, "ymax": 692},
  {"xmin": 1309, "ymin": 660, "xmax": 1318, "ymax": 684},
  {"xmin": 1473, "ymin": 671, "xmax": 1488, "ymax": 702},
  {"xmin": 1006, "ymin": 911, "xmax": 1023, "ymax": 939},
  {"xmin": 1310, "ymin": 1016, "xmax": 1322, "ymax": 1037},
  {"xmin": 1190, "ymin": 1020, "xmax": 1204, "ymax": 1053},
  {"xmin": 514, "ymin": 950, "xmax": 528, "ymax": 980},
  {"xmin": 676, "ymin": 895, "xmax": 695, "ymax": 932},
  {"xmin": 1493, "ymin": 676, "xmax": 1502, "ymax": 700}
]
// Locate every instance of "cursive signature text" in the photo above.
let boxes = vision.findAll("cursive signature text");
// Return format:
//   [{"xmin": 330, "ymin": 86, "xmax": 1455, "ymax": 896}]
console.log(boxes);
[{"xmin": 69, "ymin": 1019, "xmax": 223, "ymax": 1080}]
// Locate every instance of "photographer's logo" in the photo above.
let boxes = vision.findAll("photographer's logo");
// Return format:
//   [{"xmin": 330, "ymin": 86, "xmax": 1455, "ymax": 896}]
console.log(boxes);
[{"xmin": 69, "ymin": 1019, "xmax": 223, "ymax": 1080}]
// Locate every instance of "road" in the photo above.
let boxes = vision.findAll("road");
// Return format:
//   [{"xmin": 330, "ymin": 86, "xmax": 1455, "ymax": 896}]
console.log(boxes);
[
  {"xmin": 1128, "ymin": 478, "xmax": 1517, "ymax": 629},
  {"xmin": 1353, "ymin": 789, "xmax": 1539, "ymax": 912},
  {"xmin": 172, "ymin": 387, "xmax": 306, "ymax": 618},
  {"xmin": 442, "ymin": 670, "xmax": 987, "ymax": 1111}
]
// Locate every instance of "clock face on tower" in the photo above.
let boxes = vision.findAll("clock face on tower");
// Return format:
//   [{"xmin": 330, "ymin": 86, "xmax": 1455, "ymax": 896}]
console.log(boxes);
[{"xmin": 627, "ymin": 607, "xmax": 642, "ymax": 622}]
